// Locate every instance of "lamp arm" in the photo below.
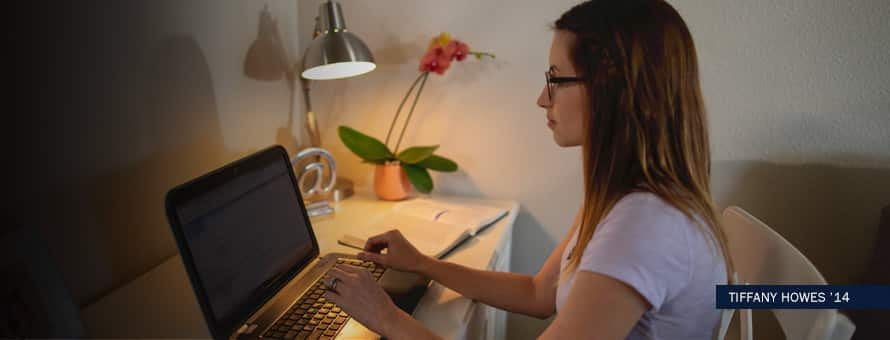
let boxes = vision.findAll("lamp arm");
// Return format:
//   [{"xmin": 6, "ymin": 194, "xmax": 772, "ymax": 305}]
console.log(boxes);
[
  {"xmin": 299, "ymin": 15, "xmax": 322, "ymax": 148},
  {"xmin": 301, "ymin": 78, "xmax": 313, "ymax": 112},
  {"xmin": 300, "ymin": 69, "xmax": 322, "ymax": 148}
]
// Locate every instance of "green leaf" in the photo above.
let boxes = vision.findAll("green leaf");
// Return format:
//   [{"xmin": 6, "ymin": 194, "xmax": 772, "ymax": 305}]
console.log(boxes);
[
  {"xmin": 403, "ymin": 164, "xmax": 433, "ymax": 193},
  {"xmin": 416, "ymin": 154, "xmax": 458, "ymax": 172},
  {"xmin": 396, "ymin": 145, "xmax": 439, "ymax": 164},
  {"xmin": 338, "ymin": 126, "xmax": 393, "ymax": 162}
]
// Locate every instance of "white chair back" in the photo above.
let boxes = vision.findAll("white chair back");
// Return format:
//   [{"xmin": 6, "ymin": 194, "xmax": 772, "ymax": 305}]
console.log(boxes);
[{"xmin": 715, "ymin": 206, "xmax": 855, "ymax": 340}]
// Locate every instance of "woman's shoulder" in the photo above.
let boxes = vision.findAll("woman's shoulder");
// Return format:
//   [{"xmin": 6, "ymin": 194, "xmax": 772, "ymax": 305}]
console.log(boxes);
[
  {"xmin": 593, "ymin": 191, "xmax": 723, "ymax": 275},
  {"xmin": 578, "ymin": 191, "xmax": 718, "ymax": 311},
  {"xmin": 599, "ymin": 191, "xmax": 694, "ymax": 233}
]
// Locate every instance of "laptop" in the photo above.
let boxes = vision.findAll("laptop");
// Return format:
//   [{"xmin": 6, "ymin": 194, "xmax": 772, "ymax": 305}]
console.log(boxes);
[{"xmin": 165, "ymin": 145, "xmax": 428, "ymax": 340}]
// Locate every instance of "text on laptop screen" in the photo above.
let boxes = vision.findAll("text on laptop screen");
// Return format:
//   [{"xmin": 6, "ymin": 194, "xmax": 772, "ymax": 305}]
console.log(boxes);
[{"xmin": 174, "ymin": 158, "xmax": 315, "ymax": 326}]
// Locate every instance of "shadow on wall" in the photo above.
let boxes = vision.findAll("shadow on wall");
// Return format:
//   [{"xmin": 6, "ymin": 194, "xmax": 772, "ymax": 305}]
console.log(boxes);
[
  {"xmin": 431, "ymin": 168, "xmax": 484, "ymax": 198},
  {"xmin": 712, "ymin": 160, "xmax": 890, "ymax": 340},
  {"xmin": 505, "ymin": 209, "xmax": 559, "ymax": 340},
  {"xmin": 31, "ymin": 35, "xmax": 240, "ymax": 310},
  {"xmin": 711, "ymin": 160, "xmax": 890, "ymax": 285},
  {"xmin": 83, "ymin": 35, "xmax": 239, "ymax": 305},
  {"xmin": 509, "ymin": 209, "xmax": 560, "ymax": 275}
]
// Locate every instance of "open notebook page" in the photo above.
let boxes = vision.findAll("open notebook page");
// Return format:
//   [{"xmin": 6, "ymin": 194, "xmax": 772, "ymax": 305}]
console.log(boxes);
[
  {"xmin": 392, "ymin": 198, "xmax": 507, "ymax": 235},
  {"xmin": 347, "ymin": 212, "xmax": 470, "ymax": 259}
]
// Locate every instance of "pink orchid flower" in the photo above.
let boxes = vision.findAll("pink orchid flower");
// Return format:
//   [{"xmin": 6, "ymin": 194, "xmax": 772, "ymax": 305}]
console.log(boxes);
[
  {"xmin": 445, "ymin": 40, "xmax": 470, "ymax": 61},
  {"xmin": 418, "ymin": 32, "xmax": 492, "ymax": 74},
  {"xmin": 419, "ymin": 46, "xmax": 452, "ymax": 74}
]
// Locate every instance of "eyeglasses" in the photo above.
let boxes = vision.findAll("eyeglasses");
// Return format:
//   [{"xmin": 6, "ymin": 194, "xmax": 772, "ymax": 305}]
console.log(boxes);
[{"xmin": 545, "ymin": 69, "xmax": 586, "ymax": 102}]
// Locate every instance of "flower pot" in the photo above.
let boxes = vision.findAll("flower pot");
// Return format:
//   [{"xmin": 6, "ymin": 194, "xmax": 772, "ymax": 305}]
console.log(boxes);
[{"xmin": 374, "ymin": 162, "xmax": 413, "ymax": 201}]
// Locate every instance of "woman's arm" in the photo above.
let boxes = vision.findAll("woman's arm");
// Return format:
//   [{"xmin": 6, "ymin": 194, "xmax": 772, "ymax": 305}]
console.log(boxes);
[
  {"xmin": 368, "ymin": 225, "xmax": 647, "ymax": 340},
  {"xmin": 326, "ymin": 207, "xmax": 584, "ymax": 338},
  {"xmin": 359, "ymin": 207, "xmax": 584, "ymax": 318},
  {"xmin": 537, "ymin": 271, "xmax": 649, "ymax": 339}
]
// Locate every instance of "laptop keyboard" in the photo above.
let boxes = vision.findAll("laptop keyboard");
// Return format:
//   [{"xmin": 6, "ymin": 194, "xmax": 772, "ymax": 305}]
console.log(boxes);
[{"xmin": 262, "ymin": 258, "xmax": 385, "ymax": 340}]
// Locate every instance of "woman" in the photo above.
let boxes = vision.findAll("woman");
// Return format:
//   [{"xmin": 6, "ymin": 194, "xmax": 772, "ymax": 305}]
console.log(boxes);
[{"xmin": 323, "ymin": 1, "xmax": 734, "ymax": 339}]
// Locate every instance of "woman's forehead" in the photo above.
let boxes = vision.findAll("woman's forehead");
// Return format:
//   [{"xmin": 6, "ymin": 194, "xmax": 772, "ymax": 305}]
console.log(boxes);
[{"xmin": 549, "ymin": 30, "xmax": 577, "ymax": 72}]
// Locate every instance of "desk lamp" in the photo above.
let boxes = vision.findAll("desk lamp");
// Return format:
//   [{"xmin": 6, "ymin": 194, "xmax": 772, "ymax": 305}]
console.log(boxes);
[
  {"xmin": 245, "ymin": 1, "xmax": 375, "ymax": 202},
  {"xmin": 300, "ymin": 0, "xmax": 376, "ymax": 200}
]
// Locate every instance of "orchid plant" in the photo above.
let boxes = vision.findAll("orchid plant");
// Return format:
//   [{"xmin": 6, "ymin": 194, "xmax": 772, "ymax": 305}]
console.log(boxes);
[{"xmin": 338, "ymin": 33, "xmax": 495, "ymax": 193}]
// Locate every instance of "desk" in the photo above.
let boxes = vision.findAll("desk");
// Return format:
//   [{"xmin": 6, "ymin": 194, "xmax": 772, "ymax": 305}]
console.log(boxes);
[{"xmin": 81, "ymin": 189, "xmax": 518, "ymax": 340}]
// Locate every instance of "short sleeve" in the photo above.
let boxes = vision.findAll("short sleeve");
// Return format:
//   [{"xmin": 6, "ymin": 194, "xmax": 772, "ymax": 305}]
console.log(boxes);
[{"xmin": 576, "ymin": 194, "xmax": 693, "ymax": 312}]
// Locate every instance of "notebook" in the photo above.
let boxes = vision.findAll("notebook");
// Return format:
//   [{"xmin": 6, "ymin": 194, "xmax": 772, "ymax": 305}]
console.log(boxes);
[{"xmin": 339, "ymin": 198, "xmax": 508, "ymax": 258}]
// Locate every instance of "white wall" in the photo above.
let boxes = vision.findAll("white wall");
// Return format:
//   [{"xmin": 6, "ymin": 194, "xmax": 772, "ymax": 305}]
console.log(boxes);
[
  {"xmin": 15, "ymin": 0, "xmax": 884, "ymax": 337},
  {"xmin": 686, "ymin": 0, "xmax": 890, "ymax": 166},
  {"xmin": 297, "ymin": 0, "xmax": 890, "ymax": 338}
]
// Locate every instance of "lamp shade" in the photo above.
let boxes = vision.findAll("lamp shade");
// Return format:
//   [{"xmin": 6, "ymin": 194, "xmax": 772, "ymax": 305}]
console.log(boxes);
[{"xmin": 302, "ymin": 1, "xmax": 375, "ymax": 80}]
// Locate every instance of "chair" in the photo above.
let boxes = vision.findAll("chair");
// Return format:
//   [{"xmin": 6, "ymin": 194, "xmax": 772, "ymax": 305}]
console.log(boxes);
[{"xmin": 713, "ymin": 206, "xmax": 855, "ymax": 340}]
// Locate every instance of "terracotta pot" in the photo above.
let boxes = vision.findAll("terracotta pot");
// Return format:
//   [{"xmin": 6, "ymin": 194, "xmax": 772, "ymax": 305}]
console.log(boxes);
[{"xmin": 374, "ymin": 162, "xmax": 413, "ymax": 201}]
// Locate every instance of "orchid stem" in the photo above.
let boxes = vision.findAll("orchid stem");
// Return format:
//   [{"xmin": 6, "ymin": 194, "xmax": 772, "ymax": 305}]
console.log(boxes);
[
  {"xmin": 469, "ymin": 51, "xmax": 496, "ymax": 59},
  {"xmin": 393, "ymin": 72, "xmax": 429, "ymax": 155},
  {"xmin": 385, "ymin": 72, "xmax": 427, "ymax": 149}
]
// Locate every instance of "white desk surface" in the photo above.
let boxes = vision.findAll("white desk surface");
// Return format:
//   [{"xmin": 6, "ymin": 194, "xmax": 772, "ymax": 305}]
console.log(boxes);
[{"xmin": 81, "ymin": 188, "xmax": 519, "ymax": 339}]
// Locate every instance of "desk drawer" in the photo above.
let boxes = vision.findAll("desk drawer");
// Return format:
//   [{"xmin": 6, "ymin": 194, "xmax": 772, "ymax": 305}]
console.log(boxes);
[{"xmin": 487, "ymin": 239, "xmax": 511, "ymax": 272}]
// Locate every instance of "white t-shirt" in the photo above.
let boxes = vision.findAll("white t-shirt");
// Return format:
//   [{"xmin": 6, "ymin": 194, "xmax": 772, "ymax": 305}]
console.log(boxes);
[{"xmin": 556, "ymin": 192, "xmax": 727, "ymax": 340}]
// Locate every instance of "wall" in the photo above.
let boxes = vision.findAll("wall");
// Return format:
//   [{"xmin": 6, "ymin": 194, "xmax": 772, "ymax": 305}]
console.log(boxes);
[
  {"xmin": 9, "ymin": 0, "xmax": 887, "ymax": 337},
  {"xmin": 11, "ymin": 0, "xmax": 305, "ymax": 312},
  {"xmin": 295, "ymin": 0, "xmax": 890, "ymax": 339}
]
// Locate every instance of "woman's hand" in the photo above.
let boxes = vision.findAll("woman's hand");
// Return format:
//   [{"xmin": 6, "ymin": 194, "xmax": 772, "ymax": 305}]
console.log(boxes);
[
  {"xmin": 322, "ymin": 264, "xmax": 403, "ymax": 336},
  {"xmin": 357, "ymin": 230, "xmax": 433, "ymax": 273}
]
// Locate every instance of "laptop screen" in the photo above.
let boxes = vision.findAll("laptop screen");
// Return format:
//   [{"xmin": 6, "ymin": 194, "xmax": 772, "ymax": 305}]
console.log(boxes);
[{"xmin": 166, "ymin": 146, "xmax": 318, "ymax": 338}]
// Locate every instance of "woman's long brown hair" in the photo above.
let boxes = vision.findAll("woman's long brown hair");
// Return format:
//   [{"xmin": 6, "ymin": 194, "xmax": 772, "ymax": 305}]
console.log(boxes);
[{"xmin": 556, "ymin": 0, "xmax": 734, "ymax": 282}]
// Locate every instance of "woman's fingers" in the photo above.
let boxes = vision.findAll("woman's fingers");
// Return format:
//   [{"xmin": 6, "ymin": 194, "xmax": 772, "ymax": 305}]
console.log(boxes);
[
  {"xmin": 325, "ymin": 266, "xmax": 355, "ymax": 292},
  {"xmin": 323, "ymin": 285, "xmax": 342, "ymax": 300},
  {"xmin": 363, "ymin": 235, "xmax": 391, "ymax": 254},
  {"xmin": 325, "ymin": 264, "xmax": 369, "ymax": 288},
  {"xmin": 336, "ymin": 264, "xmax": 361, "ymax": 274},
  {"xmin": 357, "ymin": 250, "xmax": 387, "ymax": 265},
  {"xmin": 324, "ymin": 265, "xmax": 371, "ymax": 301},
  {"xmin": 360, "ymin": 230, "xmax": 410, "ymax": 265},
  {"xmin": 326, "ymin": 265, "xmax": 351, "ymax": 279},
  {"xmin": 320, "ymin": 263, "xmax": 397, "ymax": 335}
]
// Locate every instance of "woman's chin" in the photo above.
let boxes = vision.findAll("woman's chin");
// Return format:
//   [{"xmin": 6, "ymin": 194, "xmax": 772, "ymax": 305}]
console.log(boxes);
[
  {"xmin": 551, "ymin": 134, "xmax": 581, "ymax": 147},
  {"xmin": 551, "ymin": 134, "xmax": 569, "ymax": 147}
]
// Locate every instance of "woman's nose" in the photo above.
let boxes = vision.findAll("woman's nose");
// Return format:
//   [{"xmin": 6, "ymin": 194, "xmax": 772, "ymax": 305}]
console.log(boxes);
[{"xmin": 537, "ymin": 84, "xmax": 550, "ymax": 108}]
